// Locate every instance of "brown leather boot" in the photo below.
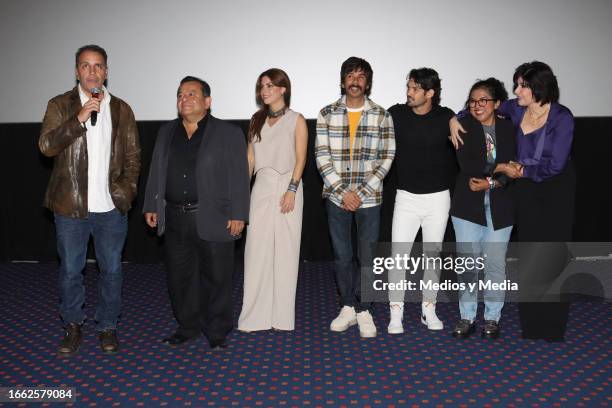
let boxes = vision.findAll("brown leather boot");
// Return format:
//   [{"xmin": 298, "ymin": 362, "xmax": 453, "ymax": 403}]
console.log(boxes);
[
  {"xmin": 58, "ymin": 323, "xmax": 82, "ymax": 355},
  {"xmin": 99, "ymin": 329, "xmax": 119, "ymax": 353}
]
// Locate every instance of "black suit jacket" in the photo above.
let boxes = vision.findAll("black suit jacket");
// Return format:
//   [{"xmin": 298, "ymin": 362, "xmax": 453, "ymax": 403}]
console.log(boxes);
[
  {"xmin": 143, "ymin": 115, "xmax": 250, "ymax": 241},
  {"xmin": 450, "ymin": 115, "xmax": 516, "ymax": 230}
]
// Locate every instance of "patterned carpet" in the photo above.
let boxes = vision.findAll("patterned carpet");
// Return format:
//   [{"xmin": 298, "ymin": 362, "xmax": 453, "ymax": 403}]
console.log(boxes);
[{"xmin": 0, "ymin": 261, "xmax": 609, "ymax": 407}]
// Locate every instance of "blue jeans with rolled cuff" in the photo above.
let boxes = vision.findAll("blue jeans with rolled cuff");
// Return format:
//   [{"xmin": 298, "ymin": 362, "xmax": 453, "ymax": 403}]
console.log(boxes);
[{"xmin": 452, "ymin": 193, "xmax": 512, "ymax": 323}]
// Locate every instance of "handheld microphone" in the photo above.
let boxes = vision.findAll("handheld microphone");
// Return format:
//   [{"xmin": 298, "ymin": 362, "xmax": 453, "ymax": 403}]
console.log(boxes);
[{"xmin": 90, "ymin": 87, "xmax": 101, "ymax": 126}]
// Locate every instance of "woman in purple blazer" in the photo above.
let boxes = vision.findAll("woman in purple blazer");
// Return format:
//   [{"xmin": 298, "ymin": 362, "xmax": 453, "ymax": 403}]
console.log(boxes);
[{"xmin": 451, "ymin": 61, "xmax": 575, "ymax": 342}]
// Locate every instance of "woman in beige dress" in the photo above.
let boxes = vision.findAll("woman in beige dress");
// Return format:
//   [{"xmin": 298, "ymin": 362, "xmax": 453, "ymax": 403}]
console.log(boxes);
[{"xmin": 238, "ymin": 68, "xmax": 308, "ymax": 331}]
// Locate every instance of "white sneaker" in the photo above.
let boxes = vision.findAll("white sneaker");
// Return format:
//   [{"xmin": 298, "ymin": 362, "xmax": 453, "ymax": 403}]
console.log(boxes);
[
  {"xmin": 421, "ymin": 302, "xmax": 444, "ymax": 330},
  {"xmin": 356, "ymin": 310, "xmax": 377, "ymax": 338},
  {"xmin": 387, "ymin": 304, "xmax": 404, "ymax": 334},
  {"xmin": 330, "ymin": 306, "xmax": 357, "ymax": 332}
]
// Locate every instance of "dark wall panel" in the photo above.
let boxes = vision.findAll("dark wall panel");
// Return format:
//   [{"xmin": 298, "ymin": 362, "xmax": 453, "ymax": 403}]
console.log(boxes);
[{"xmin": 0, "ymin": 117, "xmax": 610, "ymax": 262}]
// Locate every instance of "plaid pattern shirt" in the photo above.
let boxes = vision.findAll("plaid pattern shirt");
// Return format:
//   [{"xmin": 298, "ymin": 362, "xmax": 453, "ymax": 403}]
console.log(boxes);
[{"xmin": 315, "ymin": 96, "xmax": 395, "ymax": 208}]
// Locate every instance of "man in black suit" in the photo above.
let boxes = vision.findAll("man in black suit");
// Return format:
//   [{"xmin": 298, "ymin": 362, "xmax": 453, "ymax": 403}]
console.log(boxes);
[{"xmin": 143, "ymin": 76, "xmax": 249, "ymax": 350}]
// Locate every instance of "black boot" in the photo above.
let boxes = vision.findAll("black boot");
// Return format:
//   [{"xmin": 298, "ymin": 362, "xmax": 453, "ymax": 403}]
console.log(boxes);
[
  {"xmin": 58, "ymin": 323, "xmax": 82, "ymax": 355},
  {"xmin": 481, "ymin": 320, "xmax": 500, "ymax": 339},
  {"xmin": 452, "ymin": 319, "xmax": 475, "ymax": 338}
]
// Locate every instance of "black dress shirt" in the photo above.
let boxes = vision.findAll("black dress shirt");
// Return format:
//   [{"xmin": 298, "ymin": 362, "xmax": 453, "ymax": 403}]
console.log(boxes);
[{"xmin": 165, "ymin": 115, "xmax": 209, "ymax": 204}]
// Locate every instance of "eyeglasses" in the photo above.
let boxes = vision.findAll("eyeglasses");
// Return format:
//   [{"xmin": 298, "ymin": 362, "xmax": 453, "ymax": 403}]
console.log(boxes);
[{"xmin": 468, "ymin": 98, "xmax": 495, "ymax": 107}]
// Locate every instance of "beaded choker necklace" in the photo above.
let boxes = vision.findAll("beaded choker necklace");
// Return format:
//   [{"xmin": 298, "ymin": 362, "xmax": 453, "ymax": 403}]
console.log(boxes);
[{"xmin": 267, "ymin": 107, "xmax": 286, "ymax": 118}]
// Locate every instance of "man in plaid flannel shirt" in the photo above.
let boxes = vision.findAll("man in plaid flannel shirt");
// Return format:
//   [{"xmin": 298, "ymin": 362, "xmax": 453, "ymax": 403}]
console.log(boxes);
[{"xmin": 315, "ymin": 57, "xmax": 395, "ymax": 338}]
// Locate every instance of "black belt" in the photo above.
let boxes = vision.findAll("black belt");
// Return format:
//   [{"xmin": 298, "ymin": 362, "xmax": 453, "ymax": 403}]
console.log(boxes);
[{"xmin": 166, "ymin": 201, "xmax": 199, "ymax": 212}]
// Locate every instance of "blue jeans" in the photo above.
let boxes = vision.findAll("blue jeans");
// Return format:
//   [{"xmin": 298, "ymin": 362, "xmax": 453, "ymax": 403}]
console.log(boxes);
[
  {"xmin": 452, "ymin": 193, "xmax": 512, "ymax": 322},
  {"xmin": 55, "ymin": 208, "xmax": 127, "ymax": 330},
  {"xmin": 326, "ymin": 200, "xmax": 380, "ymax": 312}
]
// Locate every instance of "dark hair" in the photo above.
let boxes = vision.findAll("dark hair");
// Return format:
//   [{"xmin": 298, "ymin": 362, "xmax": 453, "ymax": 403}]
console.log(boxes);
[
  {"xmin": 512, "ymin": 62, "xmax": 530, "ymax": 87},
  {"xmin": 512, "ymin": 61, "xmax": 559, "ymax": 104},
  {"xmin": 75, "ymin": 44, "xmax": 107, "ymax": 67},
  {"xmin": 408, "ymin": 68, "xmax": 442, "ymax": 106},
  {"xmin": 340, "ymin": 57, "xmax": 373, "ymax": 96},
  {"xmin": 178, "ymin": 75, "xmax": 211, "ymax": 97},
  {"xmin": 248, "ymin": 68, "xmax": 291, "ymax": 143},
  {"xmin": 464, "ymin": 77, "xmax": 509, "ymax": 110}
]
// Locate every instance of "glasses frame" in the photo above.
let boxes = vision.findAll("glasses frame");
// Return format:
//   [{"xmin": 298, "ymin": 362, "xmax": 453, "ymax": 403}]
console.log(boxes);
[{"xmin": 468, "ymin": 98, "xmax": 495, "ymax": 107}]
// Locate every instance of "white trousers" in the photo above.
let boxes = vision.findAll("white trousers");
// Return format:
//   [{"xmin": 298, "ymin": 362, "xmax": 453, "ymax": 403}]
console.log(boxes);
[{"xmin": 389, "ymin": 189, "xmax": 450, "ymax": 304}]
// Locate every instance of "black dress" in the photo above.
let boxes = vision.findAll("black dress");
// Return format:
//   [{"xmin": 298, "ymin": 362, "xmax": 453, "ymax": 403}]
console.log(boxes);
[
  {"xmin": 487, "ymin": 99, "xmax": 576, "ymax": 342},
  {"xmin": 515, "ymin": 161, "xmax": 576, "ymax": 341}
]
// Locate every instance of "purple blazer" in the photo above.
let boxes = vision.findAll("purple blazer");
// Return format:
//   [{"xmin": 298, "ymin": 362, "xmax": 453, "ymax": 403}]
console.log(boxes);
[{"xmin": 497, "ymin": 99, "xmax": 574, "ymax": 182}]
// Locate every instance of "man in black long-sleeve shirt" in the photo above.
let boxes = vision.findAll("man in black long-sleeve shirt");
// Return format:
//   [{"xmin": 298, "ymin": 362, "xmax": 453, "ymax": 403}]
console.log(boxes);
[{"xmin": 386, "ymin": 68, "xmax": 457, "ymax": 335}]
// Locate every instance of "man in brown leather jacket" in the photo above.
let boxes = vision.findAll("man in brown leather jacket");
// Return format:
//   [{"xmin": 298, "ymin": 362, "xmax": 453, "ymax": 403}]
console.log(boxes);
[{"xmin": 39, "ymin": 44, "xmax": 140, "ymax": 355}]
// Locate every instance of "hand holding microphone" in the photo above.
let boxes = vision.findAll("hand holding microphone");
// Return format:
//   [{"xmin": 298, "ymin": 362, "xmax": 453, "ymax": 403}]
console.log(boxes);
[
  {"xmin": 89, "ymin": 88, "xmax": 100, "ymax": 126},
  {"xmin": 77, "ymin": 87, "xmax": 101, "ymax": 125}
]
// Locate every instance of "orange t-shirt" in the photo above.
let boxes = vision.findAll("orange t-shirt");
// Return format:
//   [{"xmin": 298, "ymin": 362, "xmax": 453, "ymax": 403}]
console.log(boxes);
[{"xmin": 347, "ymin": 107, "xmax": 363, "ymax": 160}]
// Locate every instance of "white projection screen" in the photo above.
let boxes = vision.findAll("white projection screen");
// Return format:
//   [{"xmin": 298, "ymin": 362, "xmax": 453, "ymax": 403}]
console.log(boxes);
[{"xmin": 1, "ymin": 0, "xmax": 611, "ymax": 123}]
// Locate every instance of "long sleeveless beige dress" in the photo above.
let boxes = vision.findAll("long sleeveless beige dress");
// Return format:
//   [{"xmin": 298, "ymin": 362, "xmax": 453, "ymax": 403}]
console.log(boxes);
[{"xmin": 238, "ymin": 109, "xmax": 303, "ymax": 331}]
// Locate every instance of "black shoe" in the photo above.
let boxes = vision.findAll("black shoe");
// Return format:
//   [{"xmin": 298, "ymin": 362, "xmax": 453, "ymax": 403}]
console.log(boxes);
[
  {"xmin": 162, "ymin": 332, "xmax": 197, "ymax": 346},
  {"xmin": 452, "ymin": 319, "xmax": 475, "ymax": 338},
  {"xmin": 58, "ymin": 323, "xmax": 82, "ymax": 355},
  {"xmin": 481, "ymin": 320, "xmax": 500, "ymax": 339},
  {"xmin": 99, "ymin": 329, "xmax": 119, "ymax": 353},
  {"xmin": 209, "ymin": 339, "xmax": 228, "ymax": 350}
]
